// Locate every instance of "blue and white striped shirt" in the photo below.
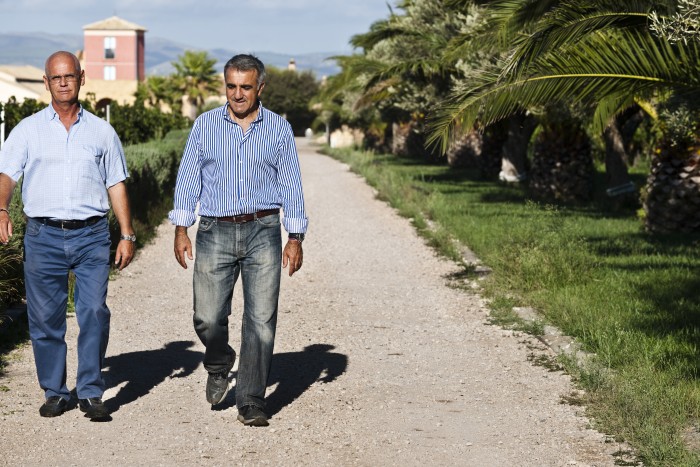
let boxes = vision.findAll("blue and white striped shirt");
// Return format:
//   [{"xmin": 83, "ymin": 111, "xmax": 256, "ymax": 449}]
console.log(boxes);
[
  {"xmin": 169, "ymin": 103, "xmax": 308, "ymax": 234},
  {"xmin": 0, "ymin": 104, "xmax": 128, "ymax": 219}
]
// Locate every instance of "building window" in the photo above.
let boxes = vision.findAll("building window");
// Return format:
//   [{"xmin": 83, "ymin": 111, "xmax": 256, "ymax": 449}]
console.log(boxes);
[
  {"xmin": 104, "ymin": 37, "xmax": 116, "ymax": 59},
  {"xmin": 104, "ymin": 66, "xmax": 116, "ymax": 81}
]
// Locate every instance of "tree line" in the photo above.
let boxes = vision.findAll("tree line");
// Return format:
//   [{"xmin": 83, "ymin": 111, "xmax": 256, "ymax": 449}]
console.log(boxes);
[
  {"xmin": 313, "ymin": 0, "xmax": 700, "ymax": 234},
  {"xmin": 5, "ymin": 6, "xmax": 699, "ymax": 234},
  {"xmin": 136, "ymin": 50, "xmax": 319, "ymax": 136}
]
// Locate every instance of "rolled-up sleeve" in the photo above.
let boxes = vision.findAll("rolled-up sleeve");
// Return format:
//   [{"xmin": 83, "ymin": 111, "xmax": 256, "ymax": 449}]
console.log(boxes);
[
  {"xmin": 277, "ymin": 126, "xmax": 308, "ymax": 234},
  {"xmin": 169, "ymin": 121, "xmax": 202, "ymax": 227}
]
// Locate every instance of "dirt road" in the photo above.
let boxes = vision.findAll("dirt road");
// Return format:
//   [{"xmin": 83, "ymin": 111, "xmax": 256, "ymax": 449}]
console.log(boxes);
[{"xmin": 0, "ymin": 138, "xmax": 627, "ymax": 466}]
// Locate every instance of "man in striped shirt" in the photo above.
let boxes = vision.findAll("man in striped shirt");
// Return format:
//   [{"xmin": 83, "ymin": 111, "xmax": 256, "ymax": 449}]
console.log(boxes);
[{"xmin": 169, "ymin": 54, "xmax": 308, "ymax": 427}]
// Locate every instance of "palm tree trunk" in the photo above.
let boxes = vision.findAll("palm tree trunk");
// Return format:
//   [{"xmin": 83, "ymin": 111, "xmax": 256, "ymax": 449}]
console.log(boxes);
[
  {"xmin": 643, "ymin": 143, "xmax": 700, "ymax": 233},
  {"xmin": 530, "ymin": 124, "xmax": 594, "ymax": 202},
  {"xmin": 499, "ymin": 113, "xmax": 537, "ymax": 183},
  {"xmin": 446, "ymin": 129, "xmax": 482, "ymax": 168},
  {"xmin": 603, "ymin": 119, "xmax": 634, "ymax": 195},
  {"xmin": 603, "ymin": 105, "xmax": 647, "ymax": 201}
]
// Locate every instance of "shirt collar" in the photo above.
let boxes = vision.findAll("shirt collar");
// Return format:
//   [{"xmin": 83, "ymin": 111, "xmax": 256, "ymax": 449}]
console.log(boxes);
[
  {"xmin": 46, "ymin": 103, "xmax": 84, "ymax": 122},
  {"xmin": 221, "ymin": 102, "xmax": 266, "ymax": 124}
]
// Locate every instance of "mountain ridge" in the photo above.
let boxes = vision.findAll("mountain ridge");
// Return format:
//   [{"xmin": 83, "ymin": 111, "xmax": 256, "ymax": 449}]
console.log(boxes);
[{"xmin": 0, "ymin": 32, "xmax": 343, "ymax": 78}]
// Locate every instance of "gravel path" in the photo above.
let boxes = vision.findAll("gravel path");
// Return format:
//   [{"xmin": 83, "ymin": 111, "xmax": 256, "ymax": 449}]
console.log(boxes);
[{"xmin": 0, "ymin": 138, "xmax": 629, "ymax": 466}]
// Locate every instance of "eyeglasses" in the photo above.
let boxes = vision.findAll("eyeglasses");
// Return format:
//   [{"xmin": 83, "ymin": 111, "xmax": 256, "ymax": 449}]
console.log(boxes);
[{"xmin": 47, "ymin": 73, "xmax": 80, "ymax": 84}]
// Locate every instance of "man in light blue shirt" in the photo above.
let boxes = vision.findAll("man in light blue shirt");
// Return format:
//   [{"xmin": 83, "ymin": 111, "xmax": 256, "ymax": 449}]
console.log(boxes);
[
  {"xmin": 0, "ymin": 51, "xmax": 135, "ymax": 421},
  {"xmin": 170, "ymin": 54, "xmax": 307, "ymax": 427}
]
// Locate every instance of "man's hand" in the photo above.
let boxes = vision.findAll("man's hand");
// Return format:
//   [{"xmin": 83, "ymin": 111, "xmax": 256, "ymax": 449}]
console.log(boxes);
[
  {"xmin": 0, "ymin": 175, "xmax": 17, "ymax": 245},
  {"xmin": 282, "ymin": 240, "xmax": 303, "ymax": 277},
  {"xmin": 114, "ymin": 239, "xmax": 135, "ymax": 270},
  {"xmin": 174, "ymin": 226, "xmax": 193, "ymax": 269},
  {"xmin": 107, "ymin": 181, "xmax": 135, "ymax": 270},
  {"xmin": 0, "ymin": 210, "xmax": 13, "ymax": 245}
]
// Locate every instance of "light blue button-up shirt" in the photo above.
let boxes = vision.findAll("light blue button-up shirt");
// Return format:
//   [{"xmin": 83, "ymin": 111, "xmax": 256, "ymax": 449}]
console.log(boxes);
[
  {"xmin": 169, "ymin": 103, "xmax": 308, "ymax": 234},
  {"xmin": 0, "ymin": 104, "xmax": 128, "ymax": 220}
]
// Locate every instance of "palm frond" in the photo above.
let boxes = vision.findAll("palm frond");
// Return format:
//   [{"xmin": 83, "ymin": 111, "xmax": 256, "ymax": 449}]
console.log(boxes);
[
  {"xmin": 487, "ymin": 0, "xmax": 563, "ymax": 46},
  {"xmin": 428, "ymin": 29, "xmax": 700, "ymax": 151},
  {"xmin": 503, "ymin": 7, "xmax": 651, "ymax": 77},
  {"xmin": 350, "ymin": 18, "xmax": 405, "ymax": 50}
]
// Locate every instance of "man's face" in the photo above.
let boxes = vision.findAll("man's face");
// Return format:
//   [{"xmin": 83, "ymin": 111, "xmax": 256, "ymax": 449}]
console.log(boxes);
[
  {"xmin": 43, "ymin": 55, "xmax": 84, "ymax": 106},
  {"xmin": 225, "ymin": 68, "xmax": 264, "ymax": 118}
]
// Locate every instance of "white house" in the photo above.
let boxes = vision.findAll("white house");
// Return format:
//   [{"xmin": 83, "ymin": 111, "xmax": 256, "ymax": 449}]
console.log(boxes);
[{"xmin": 0, "ymin": 65, "xmax": 48, "ymax": 103}]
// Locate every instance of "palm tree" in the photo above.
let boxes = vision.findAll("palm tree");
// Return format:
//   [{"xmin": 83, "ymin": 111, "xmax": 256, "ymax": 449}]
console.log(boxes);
[
  {"xmin": 441, "ymin": 1, "xmax": 675, "ymax": 199},
  {"xmin": 171, "ymin": 51, "xmax": 221, "ymax": 119},
  {"xmin": 430, "ymin": 1, "xmax": 700, "ymax": 225},
  {"xmin": 323, "ymin": 0, "xmax": 477, "ymax": 160}
]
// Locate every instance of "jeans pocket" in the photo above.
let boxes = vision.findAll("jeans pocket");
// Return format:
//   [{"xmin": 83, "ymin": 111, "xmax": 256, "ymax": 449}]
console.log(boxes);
[
  {"xmin": 88, "ymin": 218, "xmax": 109, "ymax": 234},
  {"xmin": 198, "ymin": 217, "xmax": 216, "ymax": 232},
  {"xmin": 256, "ymin": 214, "xmax": 280, "ymax": 228},
  {"xmin": 25, "ymin": 220, "xmax": 42, "ymax": 237}
]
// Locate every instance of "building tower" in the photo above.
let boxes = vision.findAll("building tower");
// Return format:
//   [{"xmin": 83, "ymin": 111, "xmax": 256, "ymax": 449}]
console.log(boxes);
[{"xmin": 82, "ymin": 16, "xmax": 146, "ymax": 82}]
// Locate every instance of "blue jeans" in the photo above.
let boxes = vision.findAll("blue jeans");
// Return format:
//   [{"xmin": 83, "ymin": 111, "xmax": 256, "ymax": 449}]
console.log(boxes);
[
  {"xmin": 23, "ymin": 217, "xmax": 111, "ymax": 401},
  {"xmin": 193, "ymin": 215, "xmax": 281, "ymax": 410}
]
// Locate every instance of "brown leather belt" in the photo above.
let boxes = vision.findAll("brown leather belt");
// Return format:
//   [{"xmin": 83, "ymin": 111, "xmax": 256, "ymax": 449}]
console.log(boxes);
[{"xmin": 215, "ymin": 209, "xmax": 280, "ymax": 224}]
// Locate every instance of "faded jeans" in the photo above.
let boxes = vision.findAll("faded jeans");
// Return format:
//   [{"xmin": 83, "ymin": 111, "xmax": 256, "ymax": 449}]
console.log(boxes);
[{"xmin": 193, "ymin": 214, "xmax": 281, "ymax": 410}]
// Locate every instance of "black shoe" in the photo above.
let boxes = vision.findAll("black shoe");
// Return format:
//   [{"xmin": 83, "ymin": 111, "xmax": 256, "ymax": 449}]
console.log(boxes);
[
  {"xmin": 206, "ymin": 358, "xmax": 235, "ymax": 405},
  {"xmin": 78, "ymin": 397, "xmax": 109, "ymax": 420},
  {"xmin": 237, "ymin": 405, "xmax": 269, "ymax": 427},
  {"xmin": 39, "ymin": 396, "xmax": 68, "ymax": 417}
]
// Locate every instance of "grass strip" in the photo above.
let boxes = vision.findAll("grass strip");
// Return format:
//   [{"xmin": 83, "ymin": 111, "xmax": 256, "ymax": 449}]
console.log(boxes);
[{"xmin": 324, "ymin": 146, "xmax": 700, "ymax": 467}]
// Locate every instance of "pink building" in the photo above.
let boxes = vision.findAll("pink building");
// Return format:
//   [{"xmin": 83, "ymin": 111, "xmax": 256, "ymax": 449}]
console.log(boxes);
[{"xmin": 82, "ymin": 16, "xmax": 146, "ymax": 82}]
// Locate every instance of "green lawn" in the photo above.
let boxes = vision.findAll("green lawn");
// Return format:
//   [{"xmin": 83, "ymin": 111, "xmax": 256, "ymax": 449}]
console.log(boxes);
[{"xmin": 325, "ymin": 147, "xmax": 700, "ymax": 467}]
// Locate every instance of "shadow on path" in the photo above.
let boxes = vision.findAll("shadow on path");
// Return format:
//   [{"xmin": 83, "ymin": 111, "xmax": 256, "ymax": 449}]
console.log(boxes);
[
  {"xmin": 214, "ymin": 344, "xmax": 348, "ymax": 417},
  {"xmin": 103, "ymin": 340, "xmax": 202, "ymax": 413}
]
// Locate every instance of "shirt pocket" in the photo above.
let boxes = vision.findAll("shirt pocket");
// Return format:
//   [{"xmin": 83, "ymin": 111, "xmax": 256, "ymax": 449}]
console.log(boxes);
[{"xmin": 79, "ymin": 145, "xmax": 107, "ymax": 183}]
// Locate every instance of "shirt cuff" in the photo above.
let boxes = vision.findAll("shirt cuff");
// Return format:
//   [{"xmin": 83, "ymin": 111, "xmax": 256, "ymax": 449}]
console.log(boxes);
[
  {"xmin": 168, "ymin": 209, "xmax": 197, "ymax": 227},
  {"xmin": 283, "ymin": 216, "xmax": 308, "ymax": 234}
]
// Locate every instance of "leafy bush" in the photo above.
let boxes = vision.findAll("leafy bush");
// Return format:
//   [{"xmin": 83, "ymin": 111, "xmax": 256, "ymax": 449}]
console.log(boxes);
[
  {"xmin": 0, "ymin": 98, "xmax": 46, "ymax": 134},
  {"xmin": 99, "ymin": 101, "xmax": 189, "ymax": 146},
  {"xmin": 263, "ymin": 67, "xmax": 320, "ymax": 136},
  {"xmin": 0, "ymin": 188, "xmax": 26, "ymax": 311},
  {"xmin": 115, "ymin": 129, "xmax": 189, "ymax": 247}
]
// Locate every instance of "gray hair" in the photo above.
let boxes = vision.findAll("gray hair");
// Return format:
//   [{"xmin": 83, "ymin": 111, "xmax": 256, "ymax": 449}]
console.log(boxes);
[{"xmin": 224, "ymin": 54, "xmax": 266, "ymax": 87}]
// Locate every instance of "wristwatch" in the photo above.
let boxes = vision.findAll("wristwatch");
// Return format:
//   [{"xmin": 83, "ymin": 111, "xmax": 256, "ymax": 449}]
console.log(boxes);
[
  {"xmin": 288, "ymin": 233, "xmax": 305, "ymax": 243},
  {"xmin": 120, "ymin": 233, "xmax": 137, "ymax": 242}
]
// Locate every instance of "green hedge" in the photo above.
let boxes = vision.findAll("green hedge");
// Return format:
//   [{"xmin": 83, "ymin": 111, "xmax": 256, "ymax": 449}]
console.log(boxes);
[{"xmin": 111, "ymin": 128, "xmax": 189, "ymax": 248}]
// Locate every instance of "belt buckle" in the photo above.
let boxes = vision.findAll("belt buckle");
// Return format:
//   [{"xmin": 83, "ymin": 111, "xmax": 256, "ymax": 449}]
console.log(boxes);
[{"xmin": 60, "ymin": 220, "xmax": 67, "ymax": 230}]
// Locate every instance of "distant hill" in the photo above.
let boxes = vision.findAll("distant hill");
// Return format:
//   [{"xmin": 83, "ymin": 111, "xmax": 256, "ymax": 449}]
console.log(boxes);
[{"xmin": 0, "ymin": 33, "xmax": 342, "ymax": 78}]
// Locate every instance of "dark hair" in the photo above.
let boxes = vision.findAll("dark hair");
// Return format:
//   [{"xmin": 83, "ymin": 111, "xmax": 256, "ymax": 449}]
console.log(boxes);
[{"xmin": 224, "ymin": 54, "xmax": 266, "ymax": 87}]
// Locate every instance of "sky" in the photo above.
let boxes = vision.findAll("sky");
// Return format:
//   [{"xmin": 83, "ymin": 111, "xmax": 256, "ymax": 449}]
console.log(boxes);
[{"xmin": 0, "ymin": 0, "xmax": 399, "ymax": 55}]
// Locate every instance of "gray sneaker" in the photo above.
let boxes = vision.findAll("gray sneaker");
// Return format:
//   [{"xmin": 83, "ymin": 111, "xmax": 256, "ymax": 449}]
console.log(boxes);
[
  {"xmin": 206, "ymin": 359, "xmax": 234, "ymax": 405},
  {"xmin": 237, "ymin": 405, "xmax": 269, "ymax": 427}
]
